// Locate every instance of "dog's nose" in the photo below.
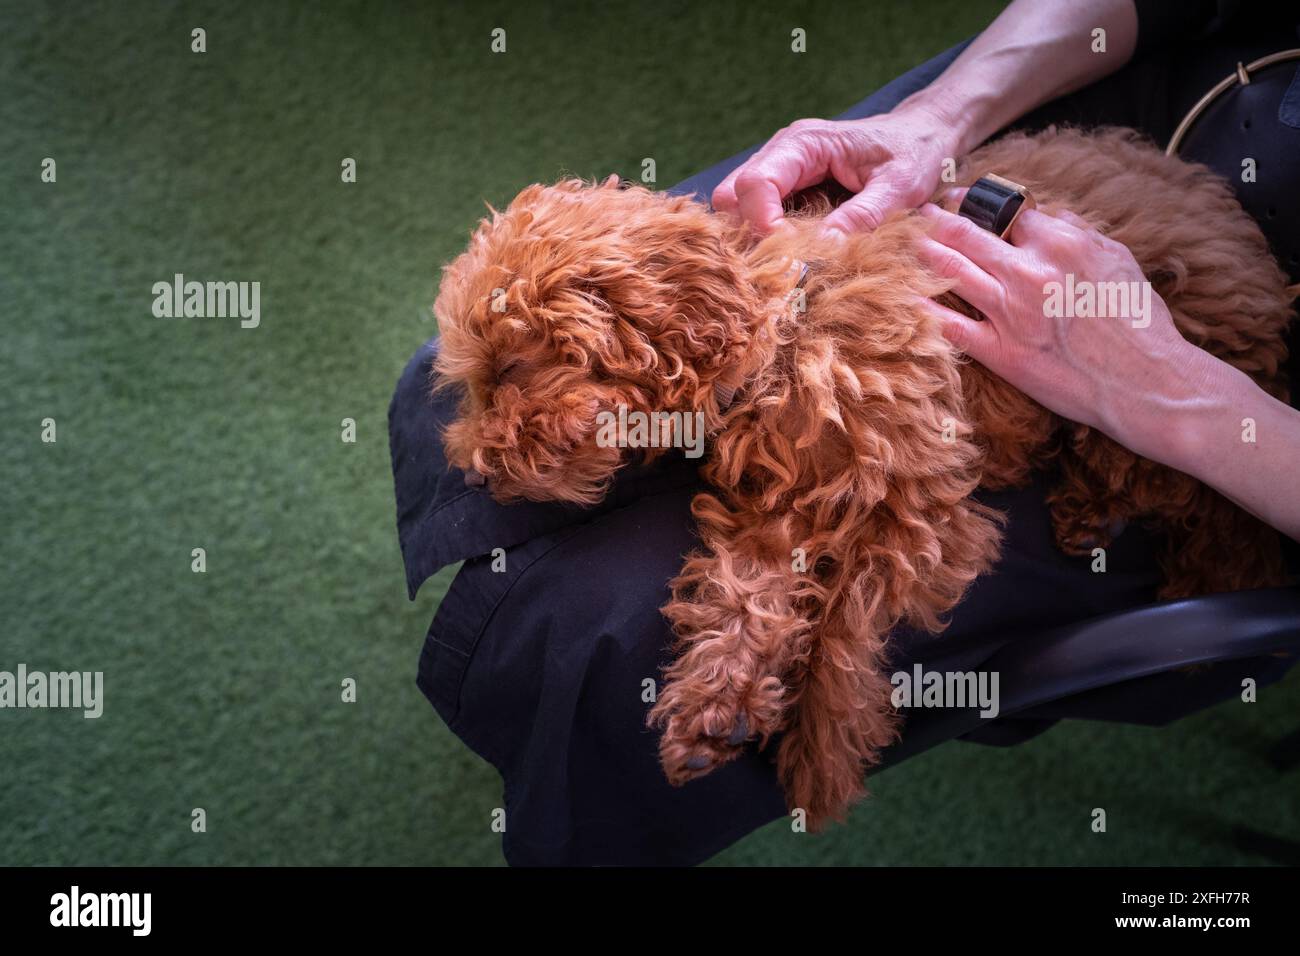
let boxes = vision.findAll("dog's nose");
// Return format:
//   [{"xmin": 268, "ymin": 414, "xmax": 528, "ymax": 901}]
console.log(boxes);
[{"xmin": 463, "ymin": 468, "xmax": 487, "ymax": 488}]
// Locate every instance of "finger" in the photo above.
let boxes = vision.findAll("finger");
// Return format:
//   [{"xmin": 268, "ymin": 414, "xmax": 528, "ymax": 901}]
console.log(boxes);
[
  {"xmin": 1004, "ymin": 206, "xmax": 1085, "ymax": 249},
  {"xmin": 1040, "ymin": 207, "xmax": 1115, "ymax": 255},
  {"xmin": 822, "ymin": 185, "xmax": 895, "ymax": 235},
  {"xmin": 937, "ymin": 186, "xmax": 967, "ymax": 212},
  {"xmin": 1051, "ymin": 208, "xmax": 1091, "ymax": 231},
  {"xmin": 914, "ymin": 237, "xmax": 1005, "ymax": 318},
  {"xmin": 712, "ymin": 165, "xmax": 744, "ymax": 213},
  {"xmin": 722, "ymin": 136, "xmax": 835, "ymax": 234},
  {"xmin": 733, "ymin": 168, "xmax": 792, "ymax": 233},
  {"xmin": 918, "ymin": 202, "xmax": 1022, "ymax": 275},
  {"xmin": 932, "ymin": 190, "xmax": 1087, "ymax": 253},
  {"xmin": 822, "ymin": 167, "xmax": 912, "ymax": 235},
  {"xmin": 917, "ymin": 296, "xmax": 998, "ymax": 362},
  {"xmin": 713, "ymin": 130, "xmax": 820, "ymax": 215}
]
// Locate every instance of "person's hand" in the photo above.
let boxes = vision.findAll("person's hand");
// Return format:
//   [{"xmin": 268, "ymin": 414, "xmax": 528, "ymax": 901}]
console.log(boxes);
[
  {"xmin": 712, "ymin": 105, "xmax": 960, "ymax": 236},
  {"xmin": 915, "ymin": 194, "xmax": 1220, "ymax": 466}
]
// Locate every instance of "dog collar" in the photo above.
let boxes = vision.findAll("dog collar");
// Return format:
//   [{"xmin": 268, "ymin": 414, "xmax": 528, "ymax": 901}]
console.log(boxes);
[
  {"xmin": 793, "ymin": 259, "xmax": 811, "ymax": 289},
  {"xmin": 713, "ymin": 260, "xmax": 811, "ymax": 413}
]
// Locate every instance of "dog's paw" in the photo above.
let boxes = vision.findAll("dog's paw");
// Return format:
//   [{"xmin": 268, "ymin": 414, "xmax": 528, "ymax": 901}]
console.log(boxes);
[
  {"xmin": 1056, "ymin": 523, "xmax": 1124, "ymax": 556},
  {"xmin": 651, "ymin": 676, "xmax": 787, "ymax": 785},
  {"xmin": 1050, "ymin": 500, "xmax": 1128, "ymax": 557}
]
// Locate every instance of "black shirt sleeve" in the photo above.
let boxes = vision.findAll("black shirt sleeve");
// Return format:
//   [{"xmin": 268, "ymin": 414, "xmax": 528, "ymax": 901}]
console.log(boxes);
[{"xmin": 1132, "ymin": 0, "xmax": 1233, "ymax": 53}]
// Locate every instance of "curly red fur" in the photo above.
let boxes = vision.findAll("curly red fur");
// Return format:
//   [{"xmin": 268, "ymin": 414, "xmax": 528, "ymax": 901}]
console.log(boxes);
[{"xmin": 433, "ymin": 129, "xmax": 1294, "ymax": 827}]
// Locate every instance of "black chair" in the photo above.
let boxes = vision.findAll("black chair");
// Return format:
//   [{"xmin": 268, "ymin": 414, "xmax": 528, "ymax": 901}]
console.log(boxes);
[{"xmin": 881, "ymin": 587, "xmax": 1300, "ymax": 863}]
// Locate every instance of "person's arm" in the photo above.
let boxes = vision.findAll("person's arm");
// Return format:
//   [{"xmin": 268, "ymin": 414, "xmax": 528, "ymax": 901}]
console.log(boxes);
[
  {"xmin": 1149, "ymin": 352, "xmax": 1300, "ymax": 542},
  {"xmin": 714, "ymin": 0, "xmax": 1138, "ymax": 234},
  {"xmin": 918, "ymin": 200, "xmax": 1300, "ymax": 541},
  {"xmin": 897, "ymin": 0, "xmax": 1137, "ymax": 157}
]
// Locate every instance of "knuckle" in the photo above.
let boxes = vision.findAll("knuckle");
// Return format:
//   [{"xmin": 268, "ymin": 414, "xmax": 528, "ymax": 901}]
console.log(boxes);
[
  {"xmin": 1044, "ymin": 231, "xmax": 1087, "ymax": 260},
  {"xmin": 994, "ymin": 281, "xmax": 1015, "ymax": 316},
  {"xmin": 732, "ymin": 167, "xmax": 770, "ymax": 195},
  {"xmin": 885, "ymin": 173, "xmax": 927, "ymax": 210},
  {"xmin": 1030, "ymin": 263, "xmax": 1061, "ymax": 290},
  {"xmin": 901, "ymin": 181, "xmax": 932, "ymax": 207},
  {"xmin": 1096, "ymin": 235, "xmax": 1123, "ymax": 259},
  {"xmin": 1100, "ymin": 235, "xmax": 1133, "ymax": 263},
  {"xmin": 845, "ymin": 201, "xmax": 884, "ymax": 231},
  {"xmin": 946, "ymin": 213, "xmax": 979, "ymax": 243},
  {"xmin": 847, "ymin": 199, "xmax": 878, "ymax": 227},
  {"xmin": 787, "ymin": 117, "xmax": 826, "ymax": 133},
  {"xmin": 934, "ymin": 250, "xmax": 964, "ymax": 281}
]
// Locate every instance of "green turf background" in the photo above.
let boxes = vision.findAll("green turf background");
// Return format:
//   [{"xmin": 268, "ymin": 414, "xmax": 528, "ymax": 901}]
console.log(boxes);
[{"xmin": 2, "ymin": 0, "xmax": 1296, "ymax": 866}]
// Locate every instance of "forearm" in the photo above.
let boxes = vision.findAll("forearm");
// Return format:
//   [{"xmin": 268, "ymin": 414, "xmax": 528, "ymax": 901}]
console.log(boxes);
[
  {"xmin": 896, "ymin": 0, "xmax": 1138, "ymax": 154},
  {"xmin": 1134, "ymin": 346, "xmax": 1300, "ymax": 542}
]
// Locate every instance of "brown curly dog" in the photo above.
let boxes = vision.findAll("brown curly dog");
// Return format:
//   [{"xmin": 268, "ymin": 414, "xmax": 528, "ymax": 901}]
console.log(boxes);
[{"xmin": 432, "ymin": 127, "xmax": 1293, "ymax": 827}]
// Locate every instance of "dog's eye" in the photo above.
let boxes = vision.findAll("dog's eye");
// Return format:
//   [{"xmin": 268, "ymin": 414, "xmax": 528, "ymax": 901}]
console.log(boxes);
[{"xmin": 497, "ymin": 362, "xmax": 524, "ymax": 384}]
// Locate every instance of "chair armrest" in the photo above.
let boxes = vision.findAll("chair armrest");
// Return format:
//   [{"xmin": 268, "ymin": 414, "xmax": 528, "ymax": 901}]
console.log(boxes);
[{"xmin": 884, "ymin": 587, "xmax": 1300, "ymax": 765}]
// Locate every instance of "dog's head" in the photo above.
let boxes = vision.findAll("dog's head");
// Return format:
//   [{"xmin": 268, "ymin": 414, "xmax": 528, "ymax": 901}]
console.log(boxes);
[{"xmin": 434, "ymin": 177, "xmax": 772, "ymax": 505}]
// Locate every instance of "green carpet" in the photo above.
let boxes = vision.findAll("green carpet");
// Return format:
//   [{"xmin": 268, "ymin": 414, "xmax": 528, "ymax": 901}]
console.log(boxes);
[{"xmin": 3, "ymin": 0, "xmax": 1296, "ymax": 866}]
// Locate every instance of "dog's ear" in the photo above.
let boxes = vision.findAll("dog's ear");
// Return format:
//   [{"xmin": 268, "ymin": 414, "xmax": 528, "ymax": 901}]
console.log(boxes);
[
  {"xmin": 586, "ymin": 196, "xmax": 769, "ymax": 411},
  {"xmin": 442, "ymin": 377, "xmax": 630, "ymax": 506},
  {"xmin": 444, "ymin": 179, "xmax": 767, "ymax": 410}
]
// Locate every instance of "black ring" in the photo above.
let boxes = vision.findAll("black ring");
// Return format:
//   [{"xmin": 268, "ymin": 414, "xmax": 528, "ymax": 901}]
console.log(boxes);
[{"xmin": 958, "ymin": 175, "xmax": 1029, "ymax": 238}]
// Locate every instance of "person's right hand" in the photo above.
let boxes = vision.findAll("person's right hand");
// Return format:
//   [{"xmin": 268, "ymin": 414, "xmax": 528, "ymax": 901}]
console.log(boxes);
[{"xmin": 711, "ymin": 105, "xmax": 961, "ymax": 236}]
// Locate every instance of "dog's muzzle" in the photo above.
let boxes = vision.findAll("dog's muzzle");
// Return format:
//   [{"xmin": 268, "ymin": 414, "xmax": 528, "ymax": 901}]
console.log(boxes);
[{"xmin": 958, "ymin": 175, "xmax": 1036, "ymax": 240}]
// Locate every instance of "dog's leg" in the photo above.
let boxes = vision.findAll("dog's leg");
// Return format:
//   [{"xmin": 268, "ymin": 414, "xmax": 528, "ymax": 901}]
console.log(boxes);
[
  {"xmin": 773, "ymin": 491, "xmax": 1003, "ymax": 827},
  {"xmin": 1046, "ymin": 426, "xmax": 1170, "ymax": 558},
  {"xmin": 958, "ymin": 360, "xmax": 1057, "ymax": 490},
  {"xmin": 650, "ymin": 508, "xmax": 816, "ymax": 783},
  {"xmin": 1048, "ymin": 429, "xmax": 1287, "ymax": 596},
  {"xmin": 1155, "ymin": 489, "xmax": 1286, "ymax": 599},
  {"xmin": 1046, "ymin": 474, "xmax": 1139, "ymax": 558},
  {"xmin": 776, "ymin": 610, "xmax": 898, "ymax": 827}
]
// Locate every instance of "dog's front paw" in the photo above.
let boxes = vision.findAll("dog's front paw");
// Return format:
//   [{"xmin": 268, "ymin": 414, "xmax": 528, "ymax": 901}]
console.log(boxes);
[{"xmin": 650, "ymin": 675, "xmax": 787, "ymax": 785}]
